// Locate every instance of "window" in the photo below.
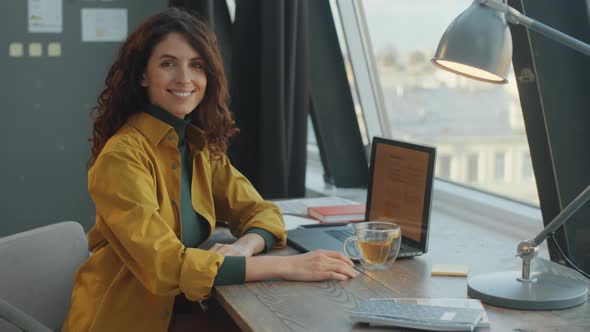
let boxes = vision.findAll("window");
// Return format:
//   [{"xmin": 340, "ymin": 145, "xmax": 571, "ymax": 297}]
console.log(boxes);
[
  {"xmin": 495, "ymin": 152, "xmax": 506, "ymax": 181},
  {"xmin": 438, "ymin": 155, "xmax": 451, "ymax": 180},
  {"xmin": 358, "ymin": 0, "xmax": 539, "ymax": 205},
  {"xmin": 225, "ymin": 0, "xmax": 236, "ymax": 22},
  {"xmin": 467, "ymin": 153, "xmax": 478, "ymax": 183}
]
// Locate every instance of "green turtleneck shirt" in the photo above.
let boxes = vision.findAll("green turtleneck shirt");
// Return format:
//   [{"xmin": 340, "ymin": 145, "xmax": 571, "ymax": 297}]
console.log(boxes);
[{"xmin": 144, "ymin": 105, "xmax": 275, "ymax": 285}]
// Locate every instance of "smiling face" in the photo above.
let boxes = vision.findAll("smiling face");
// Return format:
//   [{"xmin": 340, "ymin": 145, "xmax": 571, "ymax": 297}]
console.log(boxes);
[{"xmin": 141, "ymin": 32, "xmax": 207, "ymax": 119}]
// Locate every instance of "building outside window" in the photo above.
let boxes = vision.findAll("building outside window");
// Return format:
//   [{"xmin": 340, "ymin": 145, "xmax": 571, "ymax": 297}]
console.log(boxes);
[
  {"xmin": 466, "ymin": 153, "xmax": 478, "ymax": 183},
  {"xmin": 438, "ymin": 155, "xmax": 451, "ymax": 180},
  {"xmin": 495, "ymin": 152, "xmax": 506, "ymax": 181}
]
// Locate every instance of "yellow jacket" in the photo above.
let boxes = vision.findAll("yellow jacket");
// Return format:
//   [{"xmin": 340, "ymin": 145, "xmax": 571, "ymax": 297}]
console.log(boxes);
[{"xmin": 63, "ymin": 112, "xmax": 286, "ymax": 331}]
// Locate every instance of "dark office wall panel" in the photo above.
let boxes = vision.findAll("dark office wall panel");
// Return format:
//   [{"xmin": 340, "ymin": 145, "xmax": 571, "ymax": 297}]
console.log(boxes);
[
  {"xmin": 510, "ymin": 0, "xmax": 590, "ymax": 273},
  {"xmin": 0, "ymin": 1, "xmax": 168, "ymax": 236}
]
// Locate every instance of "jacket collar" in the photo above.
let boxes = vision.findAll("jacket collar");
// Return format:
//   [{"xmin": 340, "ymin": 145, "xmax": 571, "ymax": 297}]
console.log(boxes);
[
  {"xmin": 127, "ymin": 111, "xmax": 207, "ymax": 152},
  {"xmin": 143, "ymin": 104, "xmax": 191, "ymax": 146}
]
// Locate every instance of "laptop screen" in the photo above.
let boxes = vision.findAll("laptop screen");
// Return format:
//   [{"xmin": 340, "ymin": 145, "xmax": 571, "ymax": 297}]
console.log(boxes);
[{"xmin": 365, "ymin": 137, "xmax": 436, "ymax": 250}]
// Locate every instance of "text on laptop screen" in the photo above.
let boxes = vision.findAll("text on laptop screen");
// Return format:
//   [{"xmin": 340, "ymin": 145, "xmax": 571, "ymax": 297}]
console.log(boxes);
[{"xmin": 368, "ymin": 142, "xmax": 429, "ymax": 243}]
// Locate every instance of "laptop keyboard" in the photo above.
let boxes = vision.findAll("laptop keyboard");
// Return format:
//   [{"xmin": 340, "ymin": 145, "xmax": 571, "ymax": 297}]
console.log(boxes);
[
  {"xmin": 326, "ymin": 228, "xmax": 416, "ymax": 254},
  {"xmin": 399, "ymin": 242, "xmax": 414, "ymax": 253},
  {"xmin": 326, "ymin": 229, "xmax": 353, "ymax": 242}
]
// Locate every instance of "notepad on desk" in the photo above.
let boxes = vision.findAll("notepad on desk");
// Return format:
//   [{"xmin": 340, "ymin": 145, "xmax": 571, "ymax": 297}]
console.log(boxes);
[
  {"xmin": 307, "ymin": 204, "xmax": 366, "ymax": 223},
  {"xmin": 432, "ymin": 263, "xmax": 470, "ymax": 277}
]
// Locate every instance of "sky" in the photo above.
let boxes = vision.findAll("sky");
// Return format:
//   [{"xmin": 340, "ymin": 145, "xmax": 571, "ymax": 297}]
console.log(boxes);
[{"xmin": 360, "ymin": 0, "xmax": 474, "ymax": 52}]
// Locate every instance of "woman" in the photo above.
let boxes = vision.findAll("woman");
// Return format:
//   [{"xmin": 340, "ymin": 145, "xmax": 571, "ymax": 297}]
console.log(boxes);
[{"xmin": 63, "ymin": 7, "xmax": 358, "ymax": 332}]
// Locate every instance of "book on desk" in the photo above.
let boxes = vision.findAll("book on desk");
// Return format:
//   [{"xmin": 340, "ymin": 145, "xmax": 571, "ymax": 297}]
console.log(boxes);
[{"xmin": 307, "ymin": 204, "xmax": 366, "ymax": 223}]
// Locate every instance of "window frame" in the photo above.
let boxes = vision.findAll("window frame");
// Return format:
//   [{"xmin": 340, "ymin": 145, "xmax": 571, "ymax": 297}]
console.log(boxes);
[{"xmin": 333, "ymin": 0, "xmax": 390, "ymax": 143}]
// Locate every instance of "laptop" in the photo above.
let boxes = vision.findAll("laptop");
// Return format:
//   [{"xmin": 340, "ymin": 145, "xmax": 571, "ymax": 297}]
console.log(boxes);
[{"xmin": 287, "ymin": 136, "xmax": 436, "ymax": 259}]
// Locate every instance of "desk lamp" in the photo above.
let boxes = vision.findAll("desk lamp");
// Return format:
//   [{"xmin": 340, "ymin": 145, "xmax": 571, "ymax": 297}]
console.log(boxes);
[{"xmin": 431, "ymin": 0, "xmax": 589, "ymax": 310}]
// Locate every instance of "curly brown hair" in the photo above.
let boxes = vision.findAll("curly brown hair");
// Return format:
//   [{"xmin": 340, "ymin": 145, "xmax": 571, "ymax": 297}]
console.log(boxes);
[{"xmin": 89, "ymin": 7, "xmax": 238, "ymax": 167}]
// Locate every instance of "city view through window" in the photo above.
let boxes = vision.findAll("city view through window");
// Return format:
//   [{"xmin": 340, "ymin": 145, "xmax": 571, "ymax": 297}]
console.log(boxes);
[{"xmin": 359, "ymin": 0, "xmax": 539, "ymax": 206}]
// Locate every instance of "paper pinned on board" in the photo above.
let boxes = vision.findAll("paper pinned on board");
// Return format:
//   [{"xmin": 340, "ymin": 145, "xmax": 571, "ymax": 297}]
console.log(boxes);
[
  {"xmin": 81, "ymin": 8, "xmax": 128, "ymax": 42},
  {"xmin": 28, "ymin": 0, "xmax": 63, "ymax": 33}
]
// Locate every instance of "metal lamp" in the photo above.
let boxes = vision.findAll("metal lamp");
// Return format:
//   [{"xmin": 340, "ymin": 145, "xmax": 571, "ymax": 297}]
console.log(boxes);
[{"xmin": 432, "ymin": 0, "xmax": 589, "ymax": 310}]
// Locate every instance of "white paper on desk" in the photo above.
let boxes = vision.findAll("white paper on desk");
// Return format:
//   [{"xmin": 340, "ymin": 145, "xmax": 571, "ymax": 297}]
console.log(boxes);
[{"xmin": 283, "ymin": 215, "xmax": 319, "ymax": 230}]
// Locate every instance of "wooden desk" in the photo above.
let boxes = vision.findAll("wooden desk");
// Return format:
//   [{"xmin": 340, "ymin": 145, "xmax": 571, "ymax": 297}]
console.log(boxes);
[{"xmin": 209, "ymin": 209, "xmax": 590, "ymax": 332}]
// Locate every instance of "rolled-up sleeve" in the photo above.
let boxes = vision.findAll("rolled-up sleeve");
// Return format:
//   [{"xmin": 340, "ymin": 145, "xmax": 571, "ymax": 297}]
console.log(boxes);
[
  {"xmin": 210, "ymin": 154, "xmax": 287, "ymax": 249},
  {"xmin": 213, "ymin": 256, "xmax": 246, "ymax": 285},
  {"xmin": 245, "ymin": 228, "xmax": 277, "ymax": 252},
  {"xmin": 89, "ymin": 150, "xmax": 225, "ymax": 301}
]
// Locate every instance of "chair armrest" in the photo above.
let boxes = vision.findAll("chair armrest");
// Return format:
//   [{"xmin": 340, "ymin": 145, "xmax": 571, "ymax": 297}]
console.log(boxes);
[{"xmin": 0, "ymin": 298, "xmax": 53, "ymax": 332}]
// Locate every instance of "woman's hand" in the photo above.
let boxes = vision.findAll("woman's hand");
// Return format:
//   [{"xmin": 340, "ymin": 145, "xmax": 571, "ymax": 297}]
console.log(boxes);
[{"xmin": 279, "ymin": 250, "xmax": 359, "ymax": 281}]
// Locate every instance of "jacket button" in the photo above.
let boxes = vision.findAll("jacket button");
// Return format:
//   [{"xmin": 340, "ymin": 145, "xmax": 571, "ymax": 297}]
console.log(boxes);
[
  {"xmin": 168, "ymin": 134, "xmax": 175, "ymax": 141},
  {"xmin": 172, "ymin": 163, "xmax": 178, "ymax": 170},
  {"xmin": 162, "ymin": 309, "xmax": 169, "ymax": 318},
  {"xmin": 171, "ymin": 199, "xmax": 176, "ymax": 205}
]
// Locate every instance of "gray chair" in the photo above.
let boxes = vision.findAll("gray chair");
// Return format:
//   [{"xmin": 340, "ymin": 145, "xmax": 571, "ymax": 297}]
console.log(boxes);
[{"xmin": 0, "ymin": 222, "xmax": 89, "ymax": 331}]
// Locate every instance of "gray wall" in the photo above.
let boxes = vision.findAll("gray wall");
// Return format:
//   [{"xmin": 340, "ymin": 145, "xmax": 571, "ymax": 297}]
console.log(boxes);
[{"xmin": 1, "ymin": 0, "xmax": 168, "ymax": 236}]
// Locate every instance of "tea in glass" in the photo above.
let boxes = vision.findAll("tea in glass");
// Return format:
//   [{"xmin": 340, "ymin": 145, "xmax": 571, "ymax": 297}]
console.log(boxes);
[{"xmin": 343, "ymin": 222, "xmax": 401, "ymax": 269}]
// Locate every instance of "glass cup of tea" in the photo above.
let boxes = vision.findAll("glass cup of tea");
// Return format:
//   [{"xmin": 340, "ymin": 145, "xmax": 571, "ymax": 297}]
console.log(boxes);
[{"xmin": 343, "ymin": 221, "xmax": 401, "ymax": 269}]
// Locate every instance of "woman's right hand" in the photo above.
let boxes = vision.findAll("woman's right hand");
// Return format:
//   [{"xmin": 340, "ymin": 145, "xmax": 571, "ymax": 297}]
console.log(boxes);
[{"xmin": 279, "ymin": 250, "xmax": 359, "ymax": 281}]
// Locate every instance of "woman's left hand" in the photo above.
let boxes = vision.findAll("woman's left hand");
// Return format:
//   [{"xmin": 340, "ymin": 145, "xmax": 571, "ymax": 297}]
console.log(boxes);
[{"xmin": 209, "ymin": 243, "xmax": 254, "ymax": 257}]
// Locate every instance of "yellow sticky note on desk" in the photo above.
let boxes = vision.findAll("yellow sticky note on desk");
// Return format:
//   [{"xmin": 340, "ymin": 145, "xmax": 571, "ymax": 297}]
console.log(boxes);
[{"xmin": 431, "ymin": 264, "xmax": 469, "ymax": 277}]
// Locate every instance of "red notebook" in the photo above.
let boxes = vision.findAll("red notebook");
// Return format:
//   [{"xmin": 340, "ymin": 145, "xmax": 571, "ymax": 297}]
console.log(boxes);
[{"xmin": 307, "ymin": 204, "xmax": 366, "ymax": 223}]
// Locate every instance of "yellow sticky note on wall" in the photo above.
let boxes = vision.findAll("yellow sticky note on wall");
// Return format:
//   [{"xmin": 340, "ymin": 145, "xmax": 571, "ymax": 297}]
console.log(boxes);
[
  {"xmin": 431, "ymin": 263, "xmax": 469, "ymax": 277},
  {"xmin": 29, "ymin": 43, "xmax": 43, "ymax": 57},
  {"xmin": 9, "ymin": 43, "xmax": 23, "ymax": 57},
  {"xmin": 48, "ymin": 42, "xmax": 61, "ymax": 57}
]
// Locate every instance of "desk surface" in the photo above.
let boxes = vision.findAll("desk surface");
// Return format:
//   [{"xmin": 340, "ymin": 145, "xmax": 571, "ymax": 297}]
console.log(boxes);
[{"xmin": 208, "ymin": 209, "xmax": 590, "ymax": 332}]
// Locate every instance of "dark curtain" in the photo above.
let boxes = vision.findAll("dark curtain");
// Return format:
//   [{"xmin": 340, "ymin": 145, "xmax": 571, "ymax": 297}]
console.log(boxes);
[
  {"xmin": 229, "ymin": 0, "xmax": 308, "ymax": 199},
  {"xmin": 171, "ymin": 0, "xmax": 309, "ymax": 200}
]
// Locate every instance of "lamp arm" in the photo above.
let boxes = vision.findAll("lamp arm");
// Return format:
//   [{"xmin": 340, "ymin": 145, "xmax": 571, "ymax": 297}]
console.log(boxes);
[
  {"xmin": 516, "ymin": 184, "xmax": 590, "ymax": 281},
  {"xmin": 530, "ymin": 185, "xmax": 590, "ymax": 247},
  {"xmin": 480, "ymin": 0, "xmax": 590, "ymax": 57}
]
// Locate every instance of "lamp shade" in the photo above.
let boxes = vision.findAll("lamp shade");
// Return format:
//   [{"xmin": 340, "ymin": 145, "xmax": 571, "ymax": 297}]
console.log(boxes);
[{"xmin": 432, "ymin": 1, "xmax": 512, "ymax": 84}]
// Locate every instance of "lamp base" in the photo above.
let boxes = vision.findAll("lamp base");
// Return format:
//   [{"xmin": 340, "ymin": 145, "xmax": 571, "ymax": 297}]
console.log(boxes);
[{"xmin": 468, "ymin": 271, "xmax": 588, "ymax": 310}]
